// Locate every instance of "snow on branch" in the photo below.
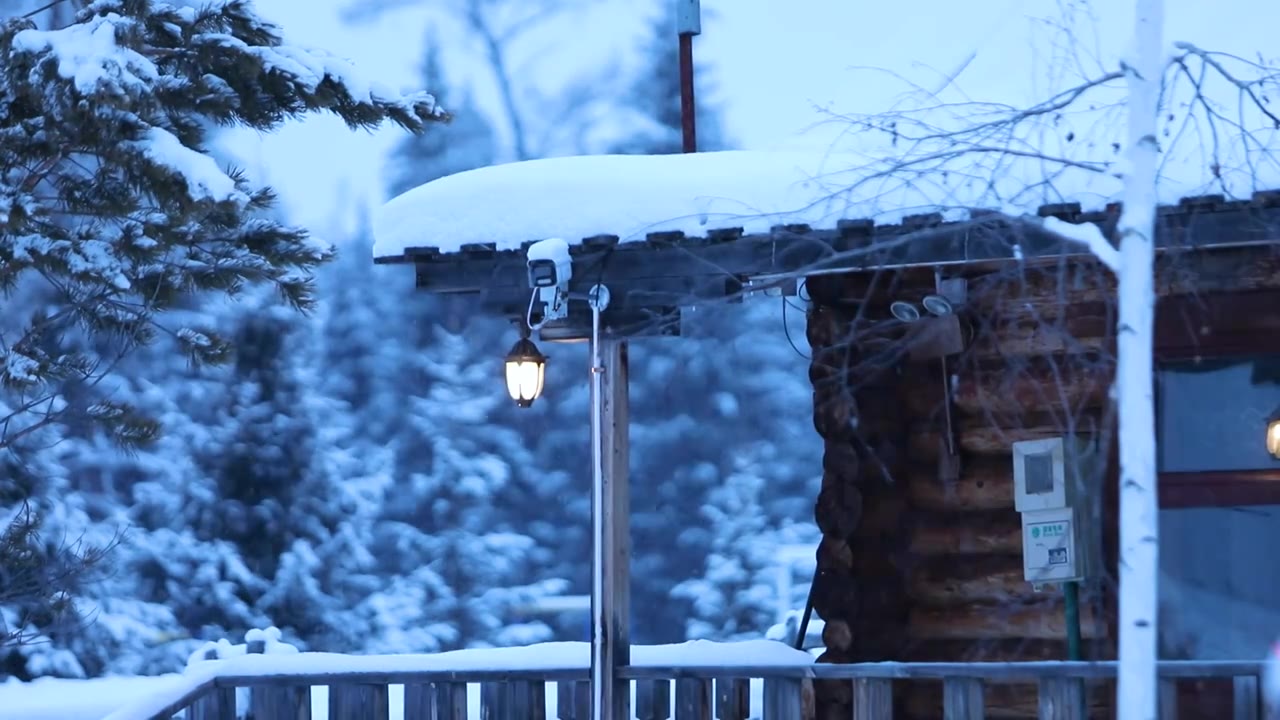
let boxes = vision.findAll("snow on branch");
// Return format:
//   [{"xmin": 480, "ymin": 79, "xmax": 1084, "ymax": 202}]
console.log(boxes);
[{"xmin": 0, "ymin": 0, "xmax": 449, "ymax": 453}]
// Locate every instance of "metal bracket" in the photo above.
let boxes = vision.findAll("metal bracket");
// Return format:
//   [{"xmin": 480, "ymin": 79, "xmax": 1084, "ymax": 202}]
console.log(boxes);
[{"xmin": 675, "ymin": 0, "xmax": 701, "ymax": 35}]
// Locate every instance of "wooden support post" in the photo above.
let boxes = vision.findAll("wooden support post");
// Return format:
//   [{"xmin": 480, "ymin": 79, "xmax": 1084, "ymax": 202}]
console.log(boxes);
[{"xmin": 590, "ymin": 336, "xmax": 631, "ymax": 720}]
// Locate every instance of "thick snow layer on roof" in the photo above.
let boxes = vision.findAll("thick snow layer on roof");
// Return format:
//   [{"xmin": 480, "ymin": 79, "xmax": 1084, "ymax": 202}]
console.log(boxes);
[
  {"xmin": 371, "ymin": 142, "xmax": 1280, "ymax": 259},
  {"xmin": 374, "ymin": 151, "xmax": 879, "ymax": 257}
]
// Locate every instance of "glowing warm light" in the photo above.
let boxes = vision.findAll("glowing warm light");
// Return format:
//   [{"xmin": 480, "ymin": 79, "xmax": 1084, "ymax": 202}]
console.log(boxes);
[
  {"xmin": 1267, "ymin": 417, "xmax": 1280, "ymax": 460},
  {"xmin": 504, "ymin": 337, "xmax": 546, "ymax": 408}
]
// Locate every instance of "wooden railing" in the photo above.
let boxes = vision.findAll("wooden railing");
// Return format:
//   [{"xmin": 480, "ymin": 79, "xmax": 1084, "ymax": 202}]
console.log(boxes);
[{"xmin": 109, "ymin": 658, "xmax": 1267, "ymax": 720}]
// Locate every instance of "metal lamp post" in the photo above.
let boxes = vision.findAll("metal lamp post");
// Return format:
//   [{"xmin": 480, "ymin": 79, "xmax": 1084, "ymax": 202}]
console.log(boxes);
[{"xmin": 586, "ymin": 284, "xmax": 630, "ymax": 720}]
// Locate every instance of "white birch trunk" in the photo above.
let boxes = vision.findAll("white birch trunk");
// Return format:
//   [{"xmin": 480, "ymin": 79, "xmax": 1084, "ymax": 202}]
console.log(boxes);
[{"xmin": 1116, "ymin": 0, "xmax": 1164, "ymax": 718}]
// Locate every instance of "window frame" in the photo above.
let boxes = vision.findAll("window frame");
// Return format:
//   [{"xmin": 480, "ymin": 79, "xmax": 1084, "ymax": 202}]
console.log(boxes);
[{"xmin": 1154, "ymin": 290, "xmax": 1280, "ymax": 508}]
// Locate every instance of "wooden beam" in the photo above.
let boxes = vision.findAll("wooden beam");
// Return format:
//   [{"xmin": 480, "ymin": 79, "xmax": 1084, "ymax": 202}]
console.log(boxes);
[{"xmin": 1159, "ymin": 470, "xmax": 1280, "ymax": 508}]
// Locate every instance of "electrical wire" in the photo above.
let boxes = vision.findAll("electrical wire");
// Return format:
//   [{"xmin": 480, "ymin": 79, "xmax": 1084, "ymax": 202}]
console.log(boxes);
[{"xmin": 781, "ymin": 295, "xmax": 811, "ymax": 361}]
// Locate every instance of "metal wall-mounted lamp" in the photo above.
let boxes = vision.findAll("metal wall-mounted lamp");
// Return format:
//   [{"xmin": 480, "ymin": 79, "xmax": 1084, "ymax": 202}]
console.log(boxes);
[
  {"xmin": 891, "ymin": 274, "xmax": 966, "ymax": 323},
  {"xmin": 505, "ymin": 326, "xmax": 547, "ymax": 408},
  {"xmin": 921, "ymin": 293, "xmax": 953, "ymax": 316},
  {"xmin": 890, "ymin": 301, "xmax": 921, "ymax": 322}
]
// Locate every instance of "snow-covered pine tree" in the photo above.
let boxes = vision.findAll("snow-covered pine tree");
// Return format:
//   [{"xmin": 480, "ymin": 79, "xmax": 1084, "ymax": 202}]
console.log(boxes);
[
  {"xmin": 672, "ymin": 444, "xmax": 820, "ymax": 641},
  {"xmin": 608, "ymin": 0, "xmax": 728, "ymax": 155},
  {"xmin": 0, "ymin": 0, "xmax": 445, "ymax": 654},
  {"xmin": 386, "ymin": 24, "xmax": 497, "ymax": 198},
  {"xmin": 0, "ymin": 0, "xmax": 444, "ymax": 449},
  {"xmin": 362, "ymin": 324, "xmax": 568, "ymax": 651}
]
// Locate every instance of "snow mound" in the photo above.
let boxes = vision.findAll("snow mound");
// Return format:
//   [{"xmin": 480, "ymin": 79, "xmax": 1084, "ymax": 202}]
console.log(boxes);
[
  {"xmin": 371, "ymin": 147, "xmax": 1280, "ymax": 260},
  {"xmin": 186, "ymin": 626, "xmax": 300, "ymax": 668},
  {"xmin": 373, "ymin": 151, "xmax": 879, "ymax": 257}
]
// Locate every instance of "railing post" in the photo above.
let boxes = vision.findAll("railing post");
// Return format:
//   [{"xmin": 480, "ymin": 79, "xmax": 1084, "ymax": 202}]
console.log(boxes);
[
  {"xmin": 852, "ymin": 678, "xmax": 892, "ymax": 720},
  {"xmin": 557, "ymin": 680, "xmax": 591, "ymax": 720},
  {"xmin": 188, "ymin": 686, "xmax": 235, "ymax": 720},
  {"xmin": 433, "ymin": 681, "xmax": 468, "ymax": 720},
  {"xmin": 762, "ymin": 677, "xmax": 803, "ymax": 720},
  {"xmin": 329, "ymin": 683, "xmax": 389, "ymax": 720},
  {"xmin": 674, "ymin": 678, "xmax": 713, "ymax": 719},
  {"xmin": 1037, "ymin": 677, "xmax": 1084, "ymax": 720},
  {"xmin": 943, "ymin": 677, "xmax": 985, "ymax": 720},
  {"xmin": 1233, "ymin": 675, "xmax": 1261, "ymax": 720},
  {"xmin": 715, "ymin": 677, "xmax": 749, "ymax": 720},
  {"xmin": 511, "ymin": 679, "xmax": 546, "ymax": 720},
  {"xmin": 1159, "ymin": 679, "xmax": 1178, "ymax": 720},
  {"xmin": 249, "ymin": 684, "xmax": 310, "ymax": 720},
  {"xmin": 403, "ymin": 683, "xmax": 431, "ymax": 720},
  {"xmin": 636, "ymin": 679, "xmax": 672, "ymax": 720}
]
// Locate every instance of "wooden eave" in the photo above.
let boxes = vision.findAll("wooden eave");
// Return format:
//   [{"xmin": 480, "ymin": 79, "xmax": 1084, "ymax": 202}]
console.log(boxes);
[{"xmin": 376, "ymin": 191, "xmax": 1280, "ymax": 338}]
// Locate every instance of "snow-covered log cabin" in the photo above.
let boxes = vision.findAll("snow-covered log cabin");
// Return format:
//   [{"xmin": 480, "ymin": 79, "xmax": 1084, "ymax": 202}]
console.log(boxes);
[{"xmin": 373, "ymin": 150, "xmax": 1280, "ymax": 720}]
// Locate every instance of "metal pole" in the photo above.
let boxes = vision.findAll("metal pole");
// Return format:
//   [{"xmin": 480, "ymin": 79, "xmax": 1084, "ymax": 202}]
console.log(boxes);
[
  {"xmin": 589, "ymin": 285, "xmax": 630, "ymax": 720},
  {"xmin": 1064, "ymin": 581, "xmax": 1082, "ymax": 660},
  {"xmin": 676, "ymin": 0, "xmax": 701, "ymax": 153}
]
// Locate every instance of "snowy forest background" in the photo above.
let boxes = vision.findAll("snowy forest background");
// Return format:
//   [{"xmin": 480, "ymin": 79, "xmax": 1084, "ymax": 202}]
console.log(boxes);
[{"xmin": 0, "ymin": 0, "xmax": 820, "ymax": 681}]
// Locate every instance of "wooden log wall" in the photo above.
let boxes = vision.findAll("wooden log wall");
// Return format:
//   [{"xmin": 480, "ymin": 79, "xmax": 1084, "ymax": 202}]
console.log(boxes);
[
  {"xmin": 805, "ymin": 262, "xmax": 1120, "ymax": 720},
  {"xmin": 807, "ymin": 296, "xmax": 915, "ymax": 720}
]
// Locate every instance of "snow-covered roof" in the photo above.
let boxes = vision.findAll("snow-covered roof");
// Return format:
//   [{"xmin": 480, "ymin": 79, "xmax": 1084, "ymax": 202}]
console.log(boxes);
[{"xmin": 371, "ymin": 150, "xmax": 1280, "ymax": 261}]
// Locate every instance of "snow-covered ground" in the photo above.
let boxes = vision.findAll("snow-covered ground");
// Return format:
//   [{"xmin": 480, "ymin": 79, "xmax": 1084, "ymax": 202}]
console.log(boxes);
[
  {"xmin": 0, "ymin": 674, "xmax": 184, "ymax": 720},
  {"xmin": 1, "ymin": 638, "xmax": 813, "ymax": 720}
]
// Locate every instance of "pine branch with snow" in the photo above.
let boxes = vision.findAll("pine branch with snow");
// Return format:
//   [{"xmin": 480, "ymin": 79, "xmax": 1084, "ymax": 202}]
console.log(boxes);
[{"xmin": 0, "ymin": 0, "xmax": 448, "ymax": 451}]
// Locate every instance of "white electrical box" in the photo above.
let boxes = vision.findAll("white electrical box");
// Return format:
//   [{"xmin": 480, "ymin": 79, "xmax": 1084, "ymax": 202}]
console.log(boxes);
[
  {"xmin": 1013, "ymin": 436, "xmax": 1089, "ymax": 511},
  {"xmin": 1022, "ymin": 506, "xmax": 1084, "ymax": 584},
  {"xmin": 1012, "ymin": 436, "xmax": 1100, "ymax": 585}
]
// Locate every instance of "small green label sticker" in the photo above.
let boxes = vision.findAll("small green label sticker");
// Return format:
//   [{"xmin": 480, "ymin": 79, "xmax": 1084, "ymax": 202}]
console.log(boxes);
[{"xmin": 1030, "ymin": 522, "xmax": 1068, "ymax": 540}]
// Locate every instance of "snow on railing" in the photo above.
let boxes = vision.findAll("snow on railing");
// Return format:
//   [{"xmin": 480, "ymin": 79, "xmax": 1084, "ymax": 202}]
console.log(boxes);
[{"xmin": 100, "ymin": 631, "xmax": 1266, "ymax": 720}]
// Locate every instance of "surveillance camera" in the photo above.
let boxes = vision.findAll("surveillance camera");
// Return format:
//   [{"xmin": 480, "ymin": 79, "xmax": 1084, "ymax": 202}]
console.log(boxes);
[
  {"xmin": 527, "ymin": 238, "xmax": 572, "ymax": 288},
  {"xmin": 526, "ymin": 238, "xmax": 572, "ymax": 329}
]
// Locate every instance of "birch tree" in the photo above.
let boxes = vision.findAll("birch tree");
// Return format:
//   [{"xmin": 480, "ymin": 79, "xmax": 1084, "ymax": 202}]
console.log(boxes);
[{"xmin": 1115, "ymin": 1, "xmax": 1164, "ymax": 717}]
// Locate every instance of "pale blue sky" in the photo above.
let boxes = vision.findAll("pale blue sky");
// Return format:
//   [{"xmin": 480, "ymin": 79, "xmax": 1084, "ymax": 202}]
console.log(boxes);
[{"xmin": 233, "ymin": 0, "xmax": 1279, "ymax": 235}]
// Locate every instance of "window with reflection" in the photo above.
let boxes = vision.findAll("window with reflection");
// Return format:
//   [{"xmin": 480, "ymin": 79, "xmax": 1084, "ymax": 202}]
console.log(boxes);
[{"xmin": 1156, "ymin": 355, "xmax": 1280, "ymax": 663}]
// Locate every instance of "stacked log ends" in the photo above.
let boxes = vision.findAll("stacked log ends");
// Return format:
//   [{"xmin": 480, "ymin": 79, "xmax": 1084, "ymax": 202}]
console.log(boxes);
[{"xmin": 807, "ymin": 286, "xmax": 913, "ymax": 720}]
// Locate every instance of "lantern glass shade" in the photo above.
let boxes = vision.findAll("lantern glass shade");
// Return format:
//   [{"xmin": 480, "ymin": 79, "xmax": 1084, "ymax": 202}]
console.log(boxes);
[
  {"xmin": 504, "ymin": 337, "xmax": 546, "ymax": 407},
  {"xmin": 1267, "ymin": 416, "xmax": 1280, "ymax": 459}
]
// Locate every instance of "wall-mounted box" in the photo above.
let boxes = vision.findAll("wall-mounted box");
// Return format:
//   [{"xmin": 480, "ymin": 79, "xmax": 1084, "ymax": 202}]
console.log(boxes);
[
  {"xmin": 1012, "ymin": 436, "xmax": 1096, "ymax": 512},
  {"xmin": 1013, "ymin": 435, "xmax": 1103, "ymax": 586},
  {"xmin": 1022, "ymin": 506, "xmax": 1085, "ymax": 584}
]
